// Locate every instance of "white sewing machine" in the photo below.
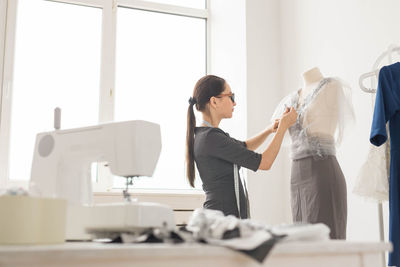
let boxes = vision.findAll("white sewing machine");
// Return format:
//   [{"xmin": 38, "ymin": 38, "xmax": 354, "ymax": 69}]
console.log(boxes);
[{"xmin": 29, "ymin": 120, "xmax": 175, "ymax": 240}]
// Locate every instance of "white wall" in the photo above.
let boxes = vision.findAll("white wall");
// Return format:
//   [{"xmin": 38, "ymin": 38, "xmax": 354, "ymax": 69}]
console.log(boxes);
[
  {"xmin": 246, "ymin": 0, "xmax": 400, "ymax": 241},
  {"xmin": 245, "ymin": 0, "xmax": 292, "ymax": 225},
  {"xmin": 208, "ymin": 0, "xmax": 247, "ymax": 140}
]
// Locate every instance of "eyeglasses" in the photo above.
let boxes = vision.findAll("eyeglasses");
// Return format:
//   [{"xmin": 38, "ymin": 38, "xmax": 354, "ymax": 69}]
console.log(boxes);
[{"xmin": 216, "ymin": 93, "xmax": 235, "ymax": 103}]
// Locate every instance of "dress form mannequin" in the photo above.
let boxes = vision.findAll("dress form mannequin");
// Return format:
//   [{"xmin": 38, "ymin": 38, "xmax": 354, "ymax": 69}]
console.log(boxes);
[
  {"xmin": 271, "ymin": 67, "xmax": 353, "ymax": 239},
  {"xmin": 300, "ymin": 67, "xmax": 342, "ymax": 139}
]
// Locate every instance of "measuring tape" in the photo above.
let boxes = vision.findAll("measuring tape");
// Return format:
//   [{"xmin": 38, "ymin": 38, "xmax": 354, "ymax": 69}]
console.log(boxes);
[{"xmin": 234, "ymin": 164, "xmax": 241, "ymax": 218}]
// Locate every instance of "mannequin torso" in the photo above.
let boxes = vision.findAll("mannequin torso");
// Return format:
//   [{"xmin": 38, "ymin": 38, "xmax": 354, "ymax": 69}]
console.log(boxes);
[
  {"xmin": 271, "ymin": 66, "xmax": 353, "ymax": 159},
  {"xmin": 299, "ymin": 67, "xmax": 341, "ymax": 138}
]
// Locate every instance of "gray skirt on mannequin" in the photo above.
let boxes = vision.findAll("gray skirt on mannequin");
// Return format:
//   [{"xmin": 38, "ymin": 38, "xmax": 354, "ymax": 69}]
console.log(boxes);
[{"xmin": 290, "ymin": 155, "xmax": 347, "ymax": 239}]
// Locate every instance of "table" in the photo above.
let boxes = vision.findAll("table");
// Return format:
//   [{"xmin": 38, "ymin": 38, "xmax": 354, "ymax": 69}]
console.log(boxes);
[{"xmin": 0, "ymin": 240, "xmax": 391, "ymax": 267}]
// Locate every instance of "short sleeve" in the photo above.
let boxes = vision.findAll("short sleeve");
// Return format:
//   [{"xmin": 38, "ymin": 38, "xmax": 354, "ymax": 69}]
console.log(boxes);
[
  {"xmin": 229, "ymin": 136, "xmax": 247, "ymax": 148},
  {"xmin": 205, "ymin": 129, "xmax": 262, "ymax": 172},
  {"xmin": 370, "ymin": 67, "xmax": 398, "ymax": 146}
]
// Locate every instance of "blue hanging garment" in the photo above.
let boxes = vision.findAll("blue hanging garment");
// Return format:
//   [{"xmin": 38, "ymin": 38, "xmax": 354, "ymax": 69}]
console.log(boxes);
[{"xmin": 370, "ymin": 62, "xmax": 400, "ymax": 266}]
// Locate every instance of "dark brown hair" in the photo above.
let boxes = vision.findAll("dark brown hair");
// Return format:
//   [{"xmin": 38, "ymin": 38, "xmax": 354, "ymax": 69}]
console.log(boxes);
[{"xmin": 186, "ymin": 75, "xmax": 226, "ymax": 187}]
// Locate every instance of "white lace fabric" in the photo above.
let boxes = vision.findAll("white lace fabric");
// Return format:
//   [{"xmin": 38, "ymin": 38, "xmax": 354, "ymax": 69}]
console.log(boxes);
[
  {"xmin": 353, "ymin": 91, "xmax": 390, "ymax": 203},
  {"xmin": 353, "ymin": 143, "xmax": 389, "ymax": 202}
]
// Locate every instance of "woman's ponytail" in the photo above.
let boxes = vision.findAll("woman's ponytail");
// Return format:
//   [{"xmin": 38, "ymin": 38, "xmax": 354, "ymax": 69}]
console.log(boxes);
[
  {"xmin": 186, "ymin": 97, "xmax": 197, "ymax": 187},
  {"xmin": 185, "ymin": 75, "xmax": 226, "ymax": 188}
]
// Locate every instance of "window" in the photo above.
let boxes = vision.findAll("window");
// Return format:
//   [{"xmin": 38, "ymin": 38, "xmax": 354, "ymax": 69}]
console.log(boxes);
[
  {"xmin": 0, "ymin": 0, "xmax": 208, "ymax": 191},
  {"xmin": 139, "ymin": 0, "xmax": 205, "ymax": 9},
  {"xmin": 114, "ymin": 7, "xmax": 206, "ymax": 189},
  {"xmin": 8, "ymin": 0, "xmax": 101, "ymax": 182}
]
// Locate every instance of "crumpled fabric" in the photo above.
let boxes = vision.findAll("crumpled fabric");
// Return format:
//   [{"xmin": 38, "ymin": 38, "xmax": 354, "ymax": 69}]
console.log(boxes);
[
  {"xmin": 184, "ymin": 208, "xmax": 330, "ymax": 262},
  {"xmin": 106, "ymin": 208, "xmax": 330, "ymax": 264},
  {"xmin": 186, "ymin": 208, "xmax": 330, "ymax": 244},
  {"xmin": 185, "ymin": 208, "xmax": 278, "ymax": 250}
]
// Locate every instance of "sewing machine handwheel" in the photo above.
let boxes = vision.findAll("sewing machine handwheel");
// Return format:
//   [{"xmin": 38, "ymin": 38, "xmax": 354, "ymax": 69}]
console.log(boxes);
[{"xmin": 38, "ymin": 135, "xmax": 55, "ymax": 157}]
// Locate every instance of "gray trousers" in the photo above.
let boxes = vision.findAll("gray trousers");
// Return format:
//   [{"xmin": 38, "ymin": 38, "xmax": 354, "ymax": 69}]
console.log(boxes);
[{"xmin": 291, "ymin": 155, "xmax": 347, "ymax": 239}]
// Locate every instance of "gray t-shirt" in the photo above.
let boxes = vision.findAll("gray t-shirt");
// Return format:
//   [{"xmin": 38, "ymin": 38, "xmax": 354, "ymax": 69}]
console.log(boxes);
[{"xmin": 194, "ymin": 127, "xmax": 262, "ymax": 218}]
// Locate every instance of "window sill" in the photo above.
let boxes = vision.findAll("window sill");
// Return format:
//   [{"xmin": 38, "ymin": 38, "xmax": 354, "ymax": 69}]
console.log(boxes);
[
  {"xmin": 93, "ymin": 189, "xmax": 205, "ymax": 211},
  {"xmin": 94, "ymin": 188, "xmax": 204, "ymax": 197}
]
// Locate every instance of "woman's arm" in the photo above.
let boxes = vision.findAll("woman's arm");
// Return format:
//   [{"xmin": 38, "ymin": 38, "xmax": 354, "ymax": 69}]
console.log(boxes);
[
  {"xmin": 258, "ymin": 107, "xmax": 297, "ymax": 170},
  {"xmin": 245, "ymin": 120, "xmax": 279, "ymax": 151}
]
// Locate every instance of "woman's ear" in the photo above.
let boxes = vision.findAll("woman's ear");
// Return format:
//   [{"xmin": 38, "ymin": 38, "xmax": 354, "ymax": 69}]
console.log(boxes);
[{"xmin": 209, "ymin": 96, "xmax": 218, "ymax": 109}]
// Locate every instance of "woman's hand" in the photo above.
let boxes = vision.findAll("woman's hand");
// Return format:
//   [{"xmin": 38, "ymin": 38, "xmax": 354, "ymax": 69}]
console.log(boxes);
[
  {"xmin": 279, "ymin": 107, "xmax": 297, "ymax": 129},
  {"xmin": 269, "ymin": 119, "xmax": 279, "ymax": 133}
]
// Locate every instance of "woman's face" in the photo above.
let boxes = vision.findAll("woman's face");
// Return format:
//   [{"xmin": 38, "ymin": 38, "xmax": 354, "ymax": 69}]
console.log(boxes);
[{"xmin": 216, "ymin": 83, "xmax": 236, "ymax": 118}]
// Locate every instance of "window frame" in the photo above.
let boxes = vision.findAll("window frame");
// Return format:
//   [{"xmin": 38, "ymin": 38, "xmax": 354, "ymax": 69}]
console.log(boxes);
[
  {"xmin": 0, "ymin": 2, "xmax": 5, "ymax": 188},
  {"xmin": 0, "ymin": 0, "xmax": 209, "ymax": 194}
]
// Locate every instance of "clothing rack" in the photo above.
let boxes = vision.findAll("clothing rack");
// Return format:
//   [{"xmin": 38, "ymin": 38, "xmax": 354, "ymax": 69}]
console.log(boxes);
[
  {"xmin": 359, "ymin": 45, "xmax": 400, "ymax": 93},
  {"xmin": 359, "ymin": 44, "xmax": 400, "ymax": 267}
]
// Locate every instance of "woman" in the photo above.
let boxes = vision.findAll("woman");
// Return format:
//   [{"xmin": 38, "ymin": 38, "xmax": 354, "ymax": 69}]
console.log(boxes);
[{"xmin": 186, "ymin": 75, "xmax": 297, "ymax": 219}]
